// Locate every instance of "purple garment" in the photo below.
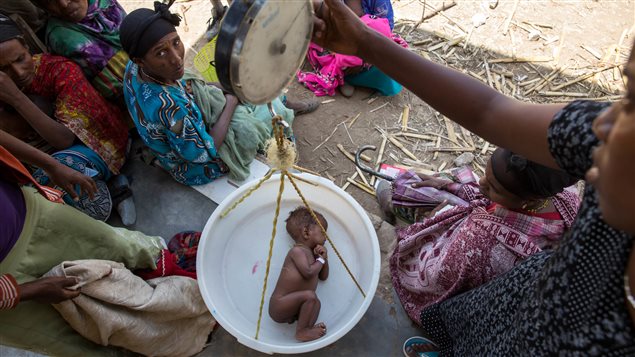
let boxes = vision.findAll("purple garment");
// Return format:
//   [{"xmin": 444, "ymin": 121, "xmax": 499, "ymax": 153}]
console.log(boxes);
[
  {"xmin": 45, "ymin": 0, "xmax": 125, "ymax": 79},
  {"xmin": 0, "ymin": 178, "xmax": 25, "ymax": 262}
]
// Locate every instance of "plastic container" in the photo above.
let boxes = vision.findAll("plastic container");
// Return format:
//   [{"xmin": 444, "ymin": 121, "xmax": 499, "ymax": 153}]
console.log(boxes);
[
  {"xmin": 197, "ymin": 173, "xmax": 380, "ymax": 354},
  {"xmin": 193, "ymin": 36, "xmax": 219, "ymax": 82}
]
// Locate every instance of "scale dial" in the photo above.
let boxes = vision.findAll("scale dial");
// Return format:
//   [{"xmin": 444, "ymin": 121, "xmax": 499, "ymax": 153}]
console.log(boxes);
[{"xmin": 215, "ymin": 0, "xmax": 314, "ymax": 104}]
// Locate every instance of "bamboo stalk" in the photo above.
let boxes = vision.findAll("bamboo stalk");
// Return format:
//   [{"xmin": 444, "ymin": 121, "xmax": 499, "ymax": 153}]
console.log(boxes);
[
  {"xmin": 341, "ymin": 171, "xmax": 358, "ymax": 190},
  {"xmin": 551, "ymin": 65, "xmax": 617, "ymax": 91},
  {"xmin": 370, "ymin": 102, "xmax": 389, "ymax": 113},
  {"xmin": 346, "ymin": 178, "xmax": 376, "ymax": 196},
  {"xmin": 502, "ymin": 0, "xmax": 520, "ymax": 36},
  {"xmin": 387, "ymin": 136, "xmax": 418, "ymax": 161},
  {"xmin": 489, "ymin": 56, "xmax": 552, "ymax": 64},
  {"xmin": 347, "ymin": 112, "xmax": 362, "ymax": 128},
  {"xmin": 401, "ymin": 106, "xmax": 410, "ymax": 131}
]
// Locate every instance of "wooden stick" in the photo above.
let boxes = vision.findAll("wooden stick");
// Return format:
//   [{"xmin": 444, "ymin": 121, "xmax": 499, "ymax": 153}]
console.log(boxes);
[
  {"xmin": 539, "ymin": 91, "xmax": 590, "ymax": 97},
  {"xmin": 432, "ymin": 147, "xmax": 476, "ymax": 152},
  {"xmin": 387, "ymin": 136, "xmax": 418, "ymax": 161},
  {"xmin": 396, "ymin": 132, "xmax": 435, "ymax": 140},
  {"xmin": 580, "ymin": 45, "xmax": 602, "ymax": 60},
  {"xmin": 550, "ymin": 65, "xmax": 617, "ymax": 91},
  {"xmin": 484, "ymin": 60, "xmax": 494, "ymax": 88},
  {"xmin": 489, "ymin": 56, "xmax": 552, "ymax": 64},
  {"xmin": 346, "ymin": 178, "xmax": 376, "ymax": 196},
  {"xmin": 347, "ymin": 112, "xmax": 362, "ymax": 128},
  {"xmin": 341, "ymin": 171, "xmax": 358, "ymax": 190},
  {"xmin": 422, "ymin": 1, "xmax": 456, "ymax": 21},
  {"xmin": 502, "ymin": 0, "xmax": 520, "ymax": 36},
  {"xmin": 401, "ymin": 105, "xmax": 410, "ymax": 131},
  {"xmin": 444, "ymin": 117, "xmax": 457, "ymax": 143},
  {"xmin": 313, "ymin": 123, "xmax": 342, "ymax": 152},
  {"xmin": 370, "ymin": 102, "xmax": 389, "ymax": 113},
  {"xmin": 460, "ymin": 126, "xmax": 475, "ymax": 148},
  {"xmin": 480, "ymin": 142, "xmax": 490, "ymax": 155},
  {"xmin": 343, "ymin": 122, "xmax": 355, "ymax": 145}
]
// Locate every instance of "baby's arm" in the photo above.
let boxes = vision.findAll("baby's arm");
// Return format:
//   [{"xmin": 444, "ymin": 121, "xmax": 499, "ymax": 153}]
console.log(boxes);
[
  {"xmin": 314, "ymin": 245, "xmax": 329, "ymax": 280},
  {"xmin": 290, "ymin": 247, "xmax": 324, "ymax": 280}
]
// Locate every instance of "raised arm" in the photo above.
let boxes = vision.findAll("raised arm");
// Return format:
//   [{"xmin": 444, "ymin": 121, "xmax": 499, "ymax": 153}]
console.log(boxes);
[{"xmin": 314, "ymin": 0, "xmax": 563, "ymax": 169}]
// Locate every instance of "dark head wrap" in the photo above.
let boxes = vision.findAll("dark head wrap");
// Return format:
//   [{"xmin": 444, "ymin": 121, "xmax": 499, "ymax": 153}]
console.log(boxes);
[
  {"xmin": 490, "ymin": 148, "xmax": 577, "ymax": 199},
  {"xmin": 119, "ymin": 1, "xmax": 181, "ymax": 59},
  {"xmin": 0, "ymin": 13, "xmax": 23, "ymax": 44}
]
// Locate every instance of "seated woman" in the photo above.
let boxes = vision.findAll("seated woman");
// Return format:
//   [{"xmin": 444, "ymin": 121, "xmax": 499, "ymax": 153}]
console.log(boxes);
[
  {"xmin": 376, "ymin": 148, "xmax": 580, "ymax": 324},
  {"xmin": 0, "ymin": 13, "xmax": 130, "ymax": 221},
  {"xmin": 0, "ymin": 135, "xmax": 211, "ymax": 356},
  {"xmin": 119, "ymin": 2, "xmax": 317, "ymax": 185},
  {"xmin": 297, "ymin": 0, "xmax": 406, "ymax": 97},
  {"xmin": 31, "ymin": 0, "xmax": 128, "ymax": 101}
]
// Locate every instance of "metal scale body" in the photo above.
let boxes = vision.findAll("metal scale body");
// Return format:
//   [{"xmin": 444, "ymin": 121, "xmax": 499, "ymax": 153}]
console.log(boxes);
[{"xmin": 214, "ymin": 0, "xmax": 314, "ymax": 107}]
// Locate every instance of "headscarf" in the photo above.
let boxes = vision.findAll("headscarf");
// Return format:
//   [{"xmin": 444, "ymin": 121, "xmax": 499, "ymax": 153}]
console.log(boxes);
[
  {"xmin": 0, "ymin": 12, "xmax": 22, "ymax": 44},
  {"xmin": 119, "ymin": 1, "xmax": 181, "ymax": 59},
  {"xmin": 490, "ymin": 148, "xmax": 577, "ymax": 199}
]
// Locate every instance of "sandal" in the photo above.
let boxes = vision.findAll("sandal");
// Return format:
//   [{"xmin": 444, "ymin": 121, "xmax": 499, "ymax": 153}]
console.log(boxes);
[{"xmin": 403, "ymin": 336, "xmax": 439, "ymax": 357}]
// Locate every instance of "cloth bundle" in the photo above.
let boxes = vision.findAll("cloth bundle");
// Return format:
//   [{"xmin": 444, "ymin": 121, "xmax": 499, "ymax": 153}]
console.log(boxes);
[{"xmin": 45, "ymin": 259, "xmax": 215, "ymax": 357}]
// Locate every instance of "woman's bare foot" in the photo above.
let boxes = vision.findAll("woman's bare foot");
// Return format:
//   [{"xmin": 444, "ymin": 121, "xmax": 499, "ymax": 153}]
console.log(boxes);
[
  {"xmin": 295, "ymin": 322, "xmax": 327, "ymax": 342},
  {"xmin": 285, "ymin": 99, "xmax": 320, "ymax": 116}
]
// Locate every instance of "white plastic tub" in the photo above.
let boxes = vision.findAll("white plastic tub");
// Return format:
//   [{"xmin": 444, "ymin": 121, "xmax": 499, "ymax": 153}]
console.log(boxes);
[{"xmin": 197, "ymin": 173, "xmax": 380, "ymax": 354}]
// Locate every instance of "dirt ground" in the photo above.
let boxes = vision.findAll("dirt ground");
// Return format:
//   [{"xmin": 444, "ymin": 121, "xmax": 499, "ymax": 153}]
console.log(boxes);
[{"xmin": 288, "ymin": 0, "xmax": 632, "ymax": 217}]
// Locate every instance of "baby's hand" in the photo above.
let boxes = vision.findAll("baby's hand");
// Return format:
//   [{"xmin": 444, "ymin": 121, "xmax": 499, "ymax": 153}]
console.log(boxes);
[{"xmin": 314, "ymin": 245, "xmax": 327, "ymax": 260}]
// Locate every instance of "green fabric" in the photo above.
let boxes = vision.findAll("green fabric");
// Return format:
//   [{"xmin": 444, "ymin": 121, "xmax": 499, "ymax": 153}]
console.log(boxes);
[
  {"xmin": 0, "ymin": 186, "xmax": 163, "ymax": 356},
  {"xmin": 183, "ymin": 70, "xmax": 295, "ymax": 181}
]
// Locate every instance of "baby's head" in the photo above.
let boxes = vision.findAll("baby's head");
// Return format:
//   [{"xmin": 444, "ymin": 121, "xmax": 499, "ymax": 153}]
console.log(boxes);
[{"xmin": 286, "ymin": 207, "xmax": 328, "ymax": 248}]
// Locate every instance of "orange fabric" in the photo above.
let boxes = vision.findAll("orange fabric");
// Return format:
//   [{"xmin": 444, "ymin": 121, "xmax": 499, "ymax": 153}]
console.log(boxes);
[{"xmin": 0, "ymin": 145, "xmax": 63, "ymax": 203}]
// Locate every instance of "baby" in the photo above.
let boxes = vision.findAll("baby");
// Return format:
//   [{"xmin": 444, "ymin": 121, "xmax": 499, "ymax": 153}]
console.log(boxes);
[{"xmin": 269, "ymin": 207, "xmax": 329, "ymax": 342}]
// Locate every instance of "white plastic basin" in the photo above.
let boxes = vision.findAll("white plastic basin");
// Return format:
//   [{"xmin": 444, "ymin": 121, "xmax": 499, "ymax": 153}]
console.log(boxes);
[{"xmin": 197, "ymin": 173, "xmax": 380, "ymax": 354}]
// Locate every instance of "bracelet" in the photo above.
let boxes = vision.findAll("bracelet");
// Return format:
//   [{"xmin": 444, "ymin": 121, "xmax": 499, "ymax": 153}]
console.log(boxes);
[
  {"xmin": 316, "ymin": 257, "xmax": 325, "ymax": 265},
  {"xmin": 624, "ymin": 274, "xmax": 635, "ymax": 309}
]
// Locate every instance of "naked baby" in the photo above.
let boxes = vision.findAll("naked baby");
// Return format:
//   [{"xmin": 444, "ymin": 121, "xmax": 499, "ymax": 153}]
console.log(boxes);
[{"xmin": 269, "ymin": 207, "xmax": 329, "ymax": 342}]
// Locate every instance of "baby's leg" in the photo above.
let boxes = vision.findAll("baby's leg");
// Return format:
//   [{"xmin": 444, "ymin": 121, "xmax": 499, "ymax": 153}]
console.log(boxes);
[
  {"xmin": 268, "ymin": 290, "xmax": 326, "ymax": 341},
  {"xmin": 294, "ymin": 291, "xmax": 326, "ymax": 342},
  {"xmin": 270, "ymin": 290, "xmax": 316, "ymax": 323}
]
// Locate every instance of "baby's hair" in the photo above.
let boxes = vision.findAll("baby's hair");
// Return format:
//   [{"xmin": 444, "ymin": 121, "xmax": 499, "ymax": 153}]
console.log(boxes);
[{"xmin": 286, "ymin": 207, "xmax": 328, "ymax": 238}]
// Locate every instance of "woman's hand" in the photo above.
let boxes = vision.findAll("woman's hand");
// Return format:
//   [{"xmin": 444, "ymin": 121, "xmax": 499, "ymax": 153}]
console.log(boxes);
[
  {"xmin": 412, "ymin": 173, "xmax": 454, "ymax": 189},
  {"xmin": 312, "ymin": 0, "xmax": 370, "ymax": 56},
  {"xmin": 18, "ymin": 276, "xmax": 80, "ymax": 304},
  {"xmin": 44, "ymin": 160, "xmax": 97, "ymax": 201}
]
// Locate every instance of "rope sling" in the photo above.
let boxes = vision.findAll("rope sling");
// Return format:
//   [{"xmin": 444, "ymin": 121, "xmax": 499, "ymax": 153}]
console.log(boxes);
[{"xmin": 220, "ymin": 115, "xmax": 366, "ymax": 340}]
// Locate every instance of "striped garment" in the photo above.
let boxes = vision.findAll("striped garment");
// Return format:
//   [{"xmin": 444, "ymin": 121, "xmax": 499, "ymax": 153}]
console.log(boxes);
[{"xmin": 0, "ymin": 274, "xmax": 19, "ymax": 310}]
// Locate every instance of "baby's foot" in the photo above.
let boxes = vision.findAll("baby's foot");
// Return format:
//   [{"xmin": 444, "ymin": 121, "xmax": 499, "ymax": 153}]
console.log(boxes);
[{"xmin": 296, "ymin": 322, "xmax": 327, "ymax": 342}]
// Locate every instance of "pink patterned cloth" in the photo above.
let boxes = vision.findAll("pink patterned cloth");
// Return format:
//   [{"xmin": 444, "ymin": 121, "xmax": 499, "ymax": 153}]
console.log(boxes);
[
  {"xmin": 390, "ymin": 175, "xmax": 581, "ymax": 325},
  {"xmin": 297, "ymin": 14, "xmax": 408, "ymax": 96}
]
